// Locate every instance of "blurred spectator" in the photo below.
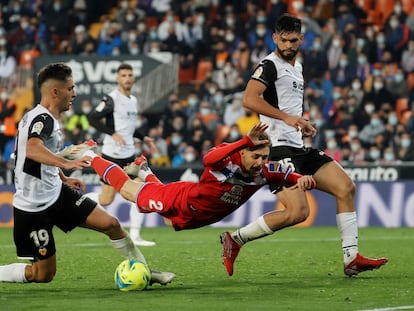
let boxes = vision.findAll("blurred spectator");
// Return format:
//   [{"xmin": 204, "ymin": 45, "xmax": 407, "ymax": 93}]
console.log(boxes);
[
  {"xmin": 0, "ymin": 37, "xmax": 17, "ymax": 79},
  {"xmin": 324, "ymin": 136, "xmax": 341, "ymax": 162},
  {"xmin": 330, "ymin": 53, "xmax": 356, "ymax": 87},
  {"xmin": 187, "ymin": 117, "xmax": 213, "ymax": 155},
  {"xmin": 355, "ymin": 52, "xmax": 372, "ymax": 83},
  {"xmin": 366, "ymin": 145, "xmax": 382, "ymax": 163},
  {"xmin": 348, "ymin": 137, "xmax": 367, "ymax": 164},
  {"xmin": 97, "ymin": 22, "xmax": 123, "ymax": 55},
  {"xmin": 231, "ymin": 39, "xmax": 251, "ymax": 78},
  {"xmin": 223, "ymin": 123, "xmax": 242, "ymax": 143},
  {"xmin": 381, "ymin": 146, "xmax": 401, "ymax": 165},
  {"xmin": 0, "ymin": 89, "xmax": 17, "ymax": 155},
  {"xmin": 115, "ymin": 1, "xmax": 145, "ymax": 32},
  {"xmin": 335, "ymin": 2, "xmax": 359, "ymax": 35},
  {"xmin": 401, "ymin": 40, "xmax": 414, "ymax": 72},
  {"xmin": 362, "ymin": 75, "xmax": 395, "ymax": 111},
  {"xmin": 44, "ymin": 0, "xmax": 71, "ymax": 39},
  {"xmin": 195, "ymin": 100, "xmax": 219, "ymax": 135},
  {"xmin": 384, "ymin": 0, "xmax": 408, "ymax": 28},
  {"xmin": 303, "ymin": 35, "xmax": 328, "ymax": 80},
  {"xmin": 348, "ymin": 78, "xmax": 364, "ymax": 108},
  {"xmin": 383, "ymin": 13, "xmax": 409, "ymax": 62},
  {"xmin": 151, "ymin": 0, "xmax": 172, "ymax": 22},
  {"xmin": 70, "ymin": 24, "xmax": 97, "ymax": 55},
  {"xmin": 397, "ymin": 132, "xmax": 414, "ymax": 161},
  {"xmin": 386, "ymin": 68, "xmax": 409, "ymax": 99},
  {"xmin": 171, "ymin": 144, "xmax": 198, "ymax": 168},
  {"xmin": 223, "ymin": 93, "xmax": 245, "ymax": 126},
  {"xmin": 359, "ymin": 112, "xmax": 386, "ymax": 146},
  {"xmin": 212, "ymin": 60, "xmax": 240, "ymax": 94},
  {"xmin": 64, "ymin": 99, "xmax": 94, "ymax": 144},
  {"xmin": 326, "ymin": 34, "xmax": 343, "ymax": 70},
  {"xmin": 250, "ymin": 37, "xmax": 268, "ymax": 69},
  {"xmin": 3, "ymin": 0, "xmax": 30, "ymax": 30},
  {"xmin": 235, "ymin": 108, "xmax": 260, "ymax": 136},
  {"xmin": 248, "ymin": 22, "xmax": 274, "ymax": 53}
]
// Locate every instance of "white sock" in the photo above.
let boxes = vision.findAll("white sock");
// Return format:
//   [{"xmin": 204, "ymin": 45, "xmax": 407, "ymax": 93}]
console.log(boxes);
[
  {"xmin": 84, "ymin": 150, "xmax": 98, "ymax": 159},
  {"xmin": 0, "ymin": 263, "xmax": 28, "ymax": 283},
  {"xmin": 83, "ymin": 192, "xmax": 100, "ymax": 204},
  {"xmin": 110, "ymin": 234, "xmax": 147, "ymax": 264},
  {"xmin": 336, "ymin": 212, "xmax": 358, "ymax": 264},
  {"xmin": 231, "ymin": 215, "xmax": 274, "ymax": 245},
  {"xmin": 137, "ymin": 167, "xmax": 154, "ymax": 181},
  {"xmin": 129, "ymin": 202, "xmax": 144, "ymax": 241}
]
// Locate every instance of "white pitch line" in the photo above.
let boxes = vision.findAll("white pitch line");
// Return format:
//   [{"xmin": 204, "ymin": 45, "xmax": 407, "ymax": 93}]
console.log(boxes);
[{"xmin": 357, "ymin": 306, "xmax": 414, "ymax": 311}]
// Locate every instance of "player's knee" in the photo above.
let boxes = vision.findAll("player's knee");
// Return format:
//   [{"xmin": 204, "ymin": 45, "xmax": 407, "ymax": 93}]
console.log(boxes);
[
  {"xmin": 104, "ymin": 215, "xmax": 123, "ymax": 233},
  {"xmin": 30, "ymin": 266, "xmax": 56, "ymax": 283},
  {"xmin": 99, "ymin": 196, "xmax": 114, "ymax": 206},
  {"xmin": 336, "ymin": 178, "xmax": 356, "ymax": 200}
]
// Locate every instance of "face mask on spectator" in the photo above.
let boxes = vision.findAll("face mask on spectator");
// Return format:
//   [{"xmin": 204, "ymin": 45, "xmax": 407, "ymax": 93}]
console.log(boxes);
[
  {"xmin": 370, "ymin": 150, "xmax": 380, "ymax": 159},
  {"xmin": 184, "ymin": 152, "xmax": 196, "ymax": 162},
  {"xmin": 327, "ymin": 140, "xmax": 337, "ymax": 150},
  {"xmin": 370, "ymin": 118, "xmax": 381, "ymax": 126},
  {"xmin": 388, "ymin": 115, "xmax": 398, "ymax": 125},
  {"xmin": 171, "ymin": 135, "xmax": 182, "ymax": 146},
  {"xmin": 348, "ymin": 129, "xmax": 358, "ymax": 138},
  {"xmin": 365, "ymin": 104, "xmax": 375, "ymax": 114},
  {"xmin": 401, "ymin": 138, "xmax": 411, "ymax": 148},
  {"xmin": 395, "ymin": 74, "xmax": 404, "ymax": 83},
  {"xmin": 384, "ymin": 152, "xmax": 394, "ymax": 162},
  {"xmin": 351, "ymin": 143, "xmax": 360, "ymax": 152},
  {"xmin": 352, "ymin": 81, "xmax": 361, "ymax": 90},
  {"xmin": 373, "ymin": 82, "xmax": 383, "ymax": 90}
]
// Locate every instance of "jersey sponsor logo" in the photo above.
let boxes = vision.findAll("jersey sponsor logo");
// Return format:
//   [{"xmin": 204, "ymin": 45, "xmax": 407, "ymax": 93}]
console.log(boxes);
[
  {"xmin": 31, "ymin": 121, "xmax": 44, "ymax": 135},
  {"xmin": 95, "ymin": 101, "xmax": 106, "ymax": 112},
  {"xmin": 252, "ymin": 66, "xmax": 263, "ymax": 79},
  {"xmin": 220, "ymin": 185, "xmax": 243, "ymax": 205}
]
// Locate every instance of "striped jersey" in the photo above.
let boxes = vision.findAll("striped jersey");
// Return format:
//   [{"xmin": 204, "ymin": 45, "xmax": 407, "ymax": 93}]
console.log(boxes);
[
  {"xmin": 250, "ymin": 52, "xmax": 305, "ymax": 148},
  {"xmin": 13, "ymin": 104, "xmax": 64, "ymax": 212}
]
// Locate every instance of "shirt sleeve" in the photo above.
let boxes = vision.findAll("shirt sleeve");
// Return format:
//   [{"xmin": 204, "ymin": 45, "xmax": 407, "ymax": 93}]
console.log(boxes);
[
  {"xmin": 202, "ymin": 136, "xmax": 255, "ymax": 167},
  {"xmin": 251, "ymin": 59, "xmax": 277, "ymax": 87},
  {"xmin": 28, "ymin": 113, "xmax": 54, "ymax": 141}
]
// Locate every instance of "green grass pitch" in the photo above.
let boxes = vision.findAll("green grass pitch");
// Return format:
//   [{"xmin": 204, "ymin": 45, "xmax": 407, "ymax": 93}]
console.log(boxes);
[{"xmin": 0, "ymin": 226, "xmax": 413, "ymax": 311}]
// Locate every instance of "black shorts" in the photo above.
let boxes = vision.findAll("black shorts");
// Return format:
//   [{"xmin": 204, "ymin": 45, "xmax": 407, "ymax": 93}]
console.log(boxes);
[
  {"xmin": 269, "ymin": 146, "xmax": 333, "ymax": 193},
  {"xmin": 13, "ymin": 184, "xmax": 97, "ymax": 261},
  {"xmin": 101, "ymin": 153, "xmax": 136, "ymax": 184}
]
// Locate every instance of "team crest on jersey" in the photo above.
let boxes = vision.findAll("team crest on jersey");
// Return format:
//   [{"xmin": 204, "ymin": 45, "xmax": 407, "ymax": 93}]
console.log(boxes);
[
  {"xmin": 95, "ymin": 101, "xmax": 106, "ymax": 112},
  {"xmin": 38, "ymin": 247, "xmax": 47, "ymax": 256},
  {"xmin": 31, "ymin": 121, "xmax": 44, "ymax": 135},
  {"xmin": 252, "ymin": 66, "xmax": 263, "ymax": 79}
]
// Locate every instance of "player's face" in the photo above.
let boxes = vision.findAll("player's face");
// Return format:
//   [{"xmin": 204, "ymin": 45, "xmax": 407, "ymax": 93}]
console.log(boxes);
[
  {"xmin": 56, "ymin": 78, "xmax": 76, "ymax": 112},
  {"xmin": 273, "ymin": 31, "xmax": 303, "ymax": 62},
  {"xmin": 117, "ymin": 69, "xmax": 135, "ymax": 93},
  {"xmin": 241, "ymin": 147, "xmax": 270, "ymax": 177}
]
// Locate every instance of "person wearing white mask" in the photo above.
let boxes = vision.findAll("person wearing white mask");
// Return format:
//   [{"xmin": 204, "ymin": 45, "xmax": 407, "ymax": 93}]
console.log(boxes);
[{"xmin": 0, "ymin": 35, "xmax": 16, "ymax": 79}]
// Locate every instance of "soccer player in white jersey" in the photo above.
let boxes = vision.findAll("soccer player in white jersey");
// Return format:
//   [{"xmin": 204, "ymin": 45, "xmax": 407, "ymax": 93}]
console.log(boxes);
[
  {"xmin": 87, "ymin": 63, "xmax": 156, "ymax": 246},
  {"xmin": 221, "ymin": 14, "xmax": 388, "ymax": 277},
  {"xmin": 0, "ymin": 62, "xmax": 174, "ymax": 286}
]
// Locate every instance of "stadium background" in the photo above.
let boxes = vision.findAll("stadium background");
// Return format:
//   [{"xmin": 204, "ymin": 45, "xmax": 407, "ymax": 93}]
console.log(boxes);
[{"xmin": 0, "ymin": 0, "xmax": 414, "ymax": 228}]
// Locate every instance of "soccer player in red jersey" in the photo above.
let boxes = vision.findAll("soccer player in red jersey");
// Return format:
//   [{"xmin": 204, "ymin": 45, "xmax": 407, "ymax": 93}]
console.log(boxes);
[{"xmin": 60, "ymin": 122, "xmax": 315, "ymax": 232}]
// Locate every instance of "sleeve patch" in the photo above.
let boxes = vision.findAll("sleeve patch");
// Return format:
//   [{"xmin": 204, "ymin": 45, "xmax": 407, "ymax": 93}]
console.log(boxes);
[
  {"xmin": 252, "ymin": 66, "xmax": 263, "ymax": 79},
  {"xmin": 95, "ymin": 101, "xmax": 106, "ymax": 112},
  {"xmin": 31, "ymin": 121, "xmax": 44, "ymax": 135}
]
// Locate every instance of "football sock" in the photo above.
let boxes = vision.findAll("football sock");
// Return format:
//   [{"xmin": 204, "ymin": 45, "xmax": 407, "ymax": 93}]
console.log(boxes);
[
  {"xmin": 336, "ymin": 212, "xmax": 358, "ymax": 264},
  {"xmin": 231, "ymin": 215, "xmax": 274, "ymax": 245},
  {"xmin": 91, "ymin": 157, "xmax": 129, "ymax": 192},
  {"xmin": 111, "ymin": 235, "xmax": 147, "ymax": 265},
  {"xmin": 137, "ymin": 167, "xmax": 161, "ymax": 183},
  {"xmin": 0, "ymin": 263, "xmax": 28, "ymax": 283},
  {"xmin": 129, "ymin": 202, "xmax": 144, "ymax": 241}
]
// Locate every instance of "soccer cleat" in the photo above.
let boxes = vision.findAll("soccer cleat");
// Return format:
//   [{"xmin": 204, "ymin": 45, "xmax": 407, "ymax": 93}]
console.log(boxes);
[
  {"xmin": 132, "ymin": 238, "xmax": 156, "ymax": 247},
  {"xmin": 344, "ymin": 253, "xmax": 389, "ymax": 276},
  {"xmin": 59, "ymin": 140, "xmax": 97, "ymax": 160},
  {"xmin": 220, "ymin": 231, "xmax": 242, "ymax": 276},
  {"xmin": 123, "ymin": 155, "xmax": 149, "ymax": 176},
  {"xmin": 149, "ymin": 270, "xmax": 176, "ymax": 286}
]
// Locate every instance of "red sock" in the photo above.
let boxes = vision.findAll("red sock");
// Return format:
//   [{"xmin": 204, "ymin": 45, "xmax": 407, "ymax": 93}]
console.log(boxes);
[
  {"xmin": 145, "ymin": 174, "xmax": 162, "ymax": 183},
  {"xmin": 91, "ymin": 157, "xmax": 129, "ymax": 192}
]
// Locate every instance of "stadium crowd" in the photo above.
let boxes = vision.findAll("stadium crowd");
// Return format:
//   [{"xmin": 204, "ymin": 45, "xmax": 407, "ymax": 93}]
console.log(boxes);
[{"xmin": 1, "ymin": 0, "xmax": 414, "ymax": 175}]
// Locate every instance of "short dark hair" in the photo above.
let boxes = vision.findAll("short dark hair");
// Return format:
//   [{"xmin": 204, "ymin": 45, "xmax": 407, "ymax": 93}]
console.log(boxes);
[
  {"xmin": 248, "ymin": 132, "xmax": 271, "ymax": 151},
  {"xmin": 117, "ymin": 63, "xmax": 133, "ymax": 72},
  {"xmin": 37, "ymin": 62, "xmax": 72, "ymax": 89},
  {"xmin": 275, "ymin": 14, "xmax": 302, "ymax": 34}
]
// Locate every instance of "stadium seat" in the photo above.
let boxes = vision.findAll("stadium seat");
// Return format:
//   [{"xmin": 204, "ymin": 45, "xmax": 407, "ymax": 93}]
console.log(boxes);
[
  {"xmin": 178, "ymin": 64, "xmax": 194, "ymax": 84},
  {"xmin": 407, "ymin": 72, "xmax": 414, "ymax": 90},
  {"xmin": 401, "ymin": 0, "xmax": 414, "ymax": 14},
  {"xmin": 19, "ymin": 49, "xmax": 41, "ymax": 69},
  {"xmin": 375, "ymin": 0, "xmax": 395, "ymax": 24},
  {"xmin": 400, "ymin": 110, "xmax": 412, "ymax": 126}
]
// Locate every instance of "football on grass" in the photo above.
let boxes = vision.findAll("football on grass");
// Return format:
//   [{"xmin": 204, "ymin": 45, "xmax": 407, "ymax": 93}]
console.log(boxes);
[{"xmin": 114, "ymin": 259, "xmax": 151, "ymax": 291}]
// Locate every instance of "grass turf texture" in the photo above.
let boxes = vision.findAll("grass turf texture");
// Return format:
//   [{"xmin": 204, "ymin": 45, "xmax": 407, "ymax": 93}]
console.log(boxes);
[{"xmin": 0, "ymin": 227, "xmax": 413, "ymax": 311}]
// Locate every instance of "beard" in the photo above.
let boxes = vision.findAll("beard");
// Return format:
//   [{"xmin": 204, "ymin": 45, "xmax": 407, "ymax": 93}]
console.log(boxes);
[{"xmin": 277, "ymin": 46, "xmax": 299, "ymax": 61}]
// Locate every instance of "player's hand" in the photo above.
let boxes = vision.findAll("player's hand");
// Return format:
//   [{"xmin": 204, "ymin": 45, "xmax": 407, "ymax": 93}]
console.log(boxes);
[
  {"xmin": 247, "ymin": 122, "xmax": 269, "ymax": 146},
  {"xmin": 112, "ymin": 132, "xmax": 126, "ymax": 146},
  {"xmin": 64, "ymin": 177, "xmax": 86, "ymax": 192},
  {"xmin": 62, "ymin": 156, "xmax": 92, "ymax": 171},
  {"xmin": 284, "ymin": 116, "xmax": 317, "ymax": 137},
  {"xmin": 290, "ymin": 175, "xmax": 316, "ymax": 191}
]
